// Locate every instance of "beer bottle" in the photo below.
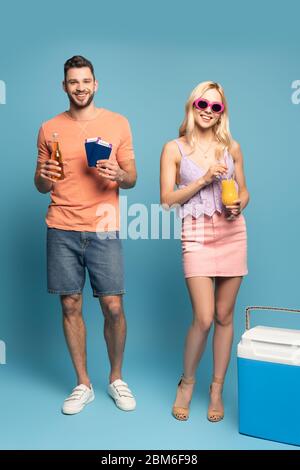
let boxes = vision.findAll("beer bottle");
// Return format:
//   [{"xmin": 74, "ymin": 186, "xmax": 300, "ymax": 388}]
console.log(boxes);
[{"xmin": 51, "ymin": 132, "xmax": 65, "ymax": 181}]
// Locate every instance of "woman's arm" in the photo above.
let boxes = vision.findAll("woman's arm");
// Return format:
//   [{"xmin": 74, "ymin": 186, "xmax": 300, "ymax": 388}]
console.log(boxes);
[
  {"xmin": 228, "ymin": 140, "xmax": 250, "ymax": 214},
  {"xmin": 160, "ymin": 141, "xmax": 208, "ymax": 208}
]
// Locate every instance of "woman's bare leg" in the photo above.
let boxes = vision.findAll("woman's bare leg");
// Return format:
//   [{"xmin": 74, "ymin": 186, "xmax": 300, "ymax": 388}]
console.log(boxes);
[
  {"xmin": 173, "ymin": 276, "xmax": 215, "ymax": 410},
  {"xmin": 209, "ymin": 276, "xmax": 243, "ymax": 416}
]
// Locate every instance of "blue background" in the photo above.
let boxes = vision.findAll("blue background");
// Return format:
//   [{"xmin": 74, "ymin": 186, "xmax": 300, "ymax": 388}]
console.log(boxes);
[{"xmin": 0, "ymin": 0, "xmax": 300, "ymax": 450}]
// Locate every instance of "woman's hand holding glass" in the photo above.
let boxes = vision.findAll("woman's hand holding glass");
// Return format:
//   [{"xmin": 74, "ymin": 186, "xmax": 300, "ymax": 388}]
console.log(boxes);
[{"xmin": 203, "ymin": 163, "xmax": 228, "ymax": 185}]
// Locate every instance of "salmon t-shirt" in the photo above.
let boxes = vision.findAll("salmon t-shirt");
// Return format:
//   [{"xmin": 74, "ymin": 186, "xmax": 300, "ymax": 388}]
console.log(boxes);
[{"xmin": 37, "ymin": 108, "xmax": 135, "ymax": 232}]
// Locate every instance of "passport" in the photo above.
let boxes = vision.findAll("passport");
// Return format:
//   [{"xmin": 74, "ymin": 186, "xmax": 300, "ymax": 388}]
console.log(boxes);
[{"xmin": 85, "ymin": 138, "xmax": 112, "ymax": 167}]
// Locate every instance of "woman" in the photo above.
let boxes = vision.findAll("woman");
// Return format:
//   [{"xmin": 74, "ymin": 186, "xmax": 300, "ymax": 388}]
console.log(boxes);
[{"xmin": 160, "ymin": 81, "xmax": 249, "ymax": 422}]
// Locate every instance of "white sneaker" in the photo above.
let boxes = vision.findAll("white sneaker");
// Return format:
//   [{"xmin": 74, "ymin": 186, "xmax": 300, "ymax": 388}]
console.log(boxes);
[
  {"xmin": 62, "ymin": 384, "xmax": 95, "ymax": 415},
  {"xmin": 107, "ymin": 379, "xmax": 136, "ymax": 411}
]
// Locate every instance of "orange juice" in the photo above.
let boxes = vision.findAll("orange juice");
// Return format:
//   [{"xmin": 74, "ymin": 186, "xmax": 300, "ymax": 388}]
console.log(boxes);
[
  {"xmin": 221, "ymin": 179, "xmax": 238, "ymax": 205},
  {"xmin": 51, "ymin": 132, "xmax": 65, "ymax": 181}
]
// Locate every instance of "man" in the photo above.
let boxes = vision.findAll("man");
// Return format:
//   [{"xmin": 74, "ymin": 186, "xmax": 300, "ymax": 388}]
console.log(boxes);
[{"xmin": 34, "ymin": 55, "xmax": 137, "ymax": 415}]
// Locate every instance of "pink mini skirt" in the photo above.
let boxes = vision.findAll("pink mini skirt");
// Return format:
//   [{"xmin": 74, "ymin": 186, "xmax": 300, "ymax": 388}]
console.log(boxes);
[{"xmin": 181, "ymin": 211, "xmax": 248, "ymax": 278}]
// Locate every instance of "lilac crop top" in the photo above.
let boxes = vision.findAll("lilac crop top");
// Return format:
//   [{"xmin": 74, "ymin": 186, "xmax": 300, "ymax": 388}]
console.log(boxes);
[{"xmin": 175, "ymin": 139, "xmax": 236, "ymax": 218}]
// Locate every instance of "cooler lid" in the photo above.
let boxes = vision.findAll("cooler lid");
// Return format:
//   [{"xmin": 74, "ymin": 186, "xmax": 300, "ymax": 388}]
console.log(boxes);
[
  {"xmin": 242, "ymin": 326, "xmax": 300, "ymax": 345},
  {"xmin": 237, "ymin": 326, "xmax": 300, "ymax": 365}
]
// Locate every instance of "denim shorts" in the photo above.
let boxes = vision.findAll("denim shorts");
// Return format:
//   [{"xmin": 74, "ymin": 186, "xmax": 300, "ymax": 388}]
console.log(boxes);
[{"xmin": 47, "ymin": 228, "xmax": 125, "ymax": 297}]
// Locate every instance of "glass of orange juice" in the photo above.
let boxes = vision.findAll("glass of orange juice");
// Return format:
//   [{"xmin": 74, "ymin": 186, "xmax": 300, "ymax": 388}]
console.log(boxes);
[
  {"xmin": 222, "ymin": 179, "xmax": 239, "ymax": 219},
  {"xmin": 221, "ymin": 179, "xmax": 238, "ymax": 205}
]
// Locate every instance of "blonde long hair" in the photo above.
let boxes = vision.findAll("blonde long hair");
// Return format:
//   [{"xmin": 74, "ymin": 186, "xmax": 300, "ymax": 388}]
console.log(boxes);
[{"xmin": 179, "ymin": 81, "xmax": 233, "ymax": 159}]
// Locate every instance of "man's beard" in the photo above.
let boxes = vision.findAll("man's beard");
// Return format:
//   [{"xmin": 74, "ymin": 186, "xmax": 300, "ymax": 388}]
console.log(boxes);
[{"xmin": 68, "ymin": 91, "xmax": 95, "ymax": 109}]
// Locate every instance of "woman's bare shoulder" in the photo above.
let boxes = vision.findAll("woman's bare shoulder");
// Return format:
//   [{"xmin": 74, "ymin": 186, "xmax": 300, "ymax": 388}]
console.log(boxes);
[
  {"xmin": 161, "ymin": 139, "xmax": 182, "ymax": 163},
  {"xmin": 228, "ymin": 139, "xmax": 242, "ymax": 162}
]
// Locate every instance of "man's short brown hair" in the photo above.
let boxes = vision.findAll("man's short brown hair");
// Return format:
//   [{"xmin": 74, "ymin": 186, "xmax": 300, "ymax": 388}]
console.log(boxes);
[{"xmin": 64, "ymin": 55, "xmax": 95, "ymax": 80}]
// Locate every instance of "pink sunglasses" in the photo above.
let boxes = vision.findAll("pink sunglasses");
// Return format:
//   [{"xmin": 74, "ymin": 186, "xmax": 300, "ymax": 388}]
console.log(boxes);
[{"xmin": 193, "ymin": 98, "xmax": 224, "ymax": 114}]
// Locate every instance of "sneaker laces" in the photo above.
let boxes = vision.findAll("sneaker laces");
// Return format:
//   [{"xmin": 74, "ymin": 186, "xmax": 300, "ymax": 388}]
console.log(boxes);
[
  {"xmin": 65, "ymin": 385, "xmax": 89, "ymax": 402},
  {"xmin": 113, "ymin": 382, "xmax": 134, "ymax": 399}
]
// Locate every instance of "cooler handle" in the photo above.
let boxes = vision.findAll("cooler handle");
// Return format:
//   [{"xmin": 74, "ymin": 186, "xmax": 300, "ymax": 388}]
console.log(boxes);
[{"xmin": 245, "ymin": 306, "xmax": 300, "ymax": 330}]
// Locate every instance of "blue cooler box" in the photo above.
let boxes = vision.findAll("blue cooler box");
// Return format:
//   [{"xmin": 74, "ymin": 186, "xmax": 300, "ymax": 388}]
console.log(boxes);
[{"xmin": 237, "ymin": 306, "xmax": 300, "ymax": 447}]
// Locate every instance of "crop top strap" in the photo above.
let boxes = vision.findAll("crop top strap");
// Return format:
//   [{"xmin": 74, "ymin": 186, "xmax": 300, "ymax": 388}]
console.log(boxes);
[{"xmin": 174, "ymin": 139, "xmax": 186, "ymax": 158}]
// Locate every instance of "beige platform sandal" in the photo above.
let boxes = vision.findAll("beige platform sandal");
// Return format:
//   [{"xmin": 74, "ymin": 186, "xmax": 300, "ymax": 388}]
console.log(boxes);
[
  {"xmin": 207, "ymin": 376, "xmax": 224, "ymax": 422},
  {"xmin": 172, "ymin": 375, "xmax": 196, "ymax": 421}
]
